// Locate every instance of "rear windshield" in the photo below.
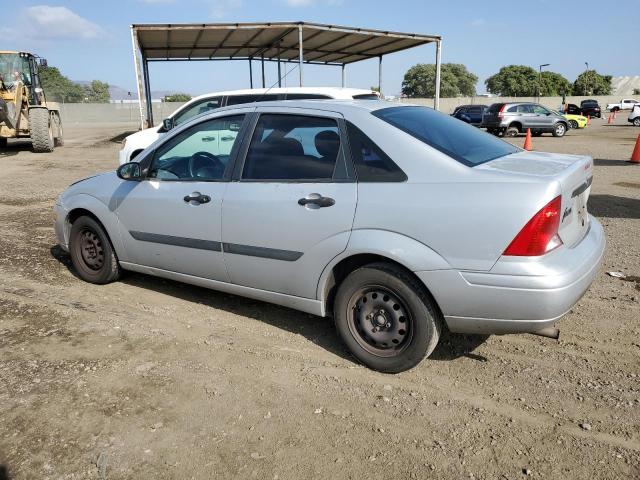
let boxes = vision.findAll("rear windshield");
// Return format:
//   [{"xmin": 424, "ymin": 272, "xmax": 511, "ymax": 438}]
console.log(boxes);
[
  {"xmin": 487, "ymin": 103, "xmax": 506, "ymax": 113},
  {"xmin": 372, "ymin": 106, "xmax": 519, "ymax": 166}
]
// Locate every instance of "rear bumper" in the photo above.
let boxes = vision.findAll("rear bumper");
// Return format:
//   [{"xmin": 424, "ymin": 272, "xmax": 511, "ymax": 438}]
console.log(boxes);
[{"xmin": 416, "ymin": 217, "xmax": 605, "ymax": 335}]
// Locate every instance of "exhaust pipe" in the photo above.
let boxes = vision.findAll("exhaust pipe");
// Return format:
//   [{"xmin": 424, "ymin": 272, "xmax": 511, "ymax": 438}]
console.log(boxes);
[{"xmin": 530, "ymin": 326, "xmax": 560, "ymax": 340}]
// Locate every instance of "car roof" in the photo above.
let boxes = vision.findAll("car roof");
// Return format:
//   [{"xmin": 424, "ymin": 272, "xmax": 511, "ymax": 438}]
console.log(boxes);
[
  {"xmin": 186, "ymin": 86, "xmax": 377, "ymax": 103},
  {"xmin": 204, "ymin": 99, "xmax": 404, "ymax": 116}
]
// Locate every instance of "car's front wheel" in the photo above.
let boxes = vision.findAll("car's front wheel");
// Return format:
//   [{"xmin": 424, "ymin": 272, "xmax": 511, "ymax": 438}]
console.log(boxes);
[
  {"xmin": 634, "ymin": 117, "xmax": 640, "ymax": 127},
  {"xmin": 69, "ymin": 215, "xmax": 121, "ymax": 284},
  {"xmin": 552, "ymin": 123, "xmax": 567, "ymax": 137},
  {"xmin": 334, "ymin": 262, "xmax": 442, "ymax": 373}
]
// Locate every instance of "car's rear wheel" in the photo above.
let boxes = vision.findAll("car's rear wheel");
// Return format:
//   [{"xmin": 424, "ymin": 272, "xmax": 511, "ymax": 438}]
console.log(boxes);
[
  {"xmin": 552, "ymin": 123, "xmax": 567, "ymax": 137},
  {"xmin": 568, "ymin": 120, "xmax": 579, "ymax": 129},
  {"xmin": 633, "ymin": 117, "xmax": 640, "ymax": 127},
  {"xmin": 505, "ymin": 126, "xmax": 519, "ymax": 137},
  {"xmin": 69, "ymin": 216, "xmax": 121, "ymax": 284},
  {"xmin": 334, "ymin": 262, "xmax": 442, "ymax": 373}
]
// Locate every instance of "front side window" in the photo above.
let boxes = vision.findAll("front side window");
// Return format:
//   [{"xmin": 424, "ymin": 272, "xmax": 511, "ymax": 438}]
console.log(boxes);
[
  {"xmin": 148, "ymin": 115, "xmax": 244, "ymax": 181},
  {"xmin": 242, "ymin": 114, "xmax": 341, "ymax": 181},
  {"xmin": 346, "ymin": 122, "xmax": 406, "ymax": 182},
  {"xmin": 532, "ymin": 105, "xmax": 549, "ymax": 115},
  {"xmin": 173, "ymin": 97, "xmax": 222, "ymax": 127},
  {"xmin": 373, "ymin": 106, "xmax": 519, "ymax": 167}
]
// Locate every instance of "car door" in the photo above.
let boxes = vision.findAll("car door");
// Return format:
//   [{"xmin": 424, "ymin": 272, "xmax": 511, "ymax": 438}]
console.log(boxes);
[
  {"xmin": 221, "ymin": 108, "xmax": 357, "ymax": 299},
  {"xmin": 530, "ymin": 104, "xmax": 552, "ymax": 129},
  {"xmin": 114, "ymin": 113, "xmax": 248, "ymax": 281}
]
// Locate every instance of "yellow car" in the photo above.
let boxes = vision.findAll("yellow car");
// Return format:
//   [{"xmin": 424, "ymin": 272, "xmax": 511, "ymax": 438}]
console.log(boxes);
[{"xmin": 562, "ymin": 113, "xmax": 588, "ymax": 129}]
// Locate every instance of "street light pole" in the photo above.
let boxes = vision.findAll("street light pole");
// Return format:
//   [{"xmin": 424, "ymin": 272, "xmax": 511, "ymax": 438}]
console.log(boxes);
[
  {"xmin": 585, "ymin": 62, "xmax": 590, "ymax": 96},
  {"xmin": 538, "ymin": 63, "xmax": 550, "ymax": 101}
]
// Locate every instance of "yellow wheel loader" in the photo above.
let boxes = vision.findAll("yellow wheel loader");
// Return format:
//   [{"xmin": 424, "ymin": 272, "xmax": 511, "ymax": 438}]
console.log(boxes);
[{"xmin": 0, "ymin": 51, "xmax": 63, "ymax": 152}]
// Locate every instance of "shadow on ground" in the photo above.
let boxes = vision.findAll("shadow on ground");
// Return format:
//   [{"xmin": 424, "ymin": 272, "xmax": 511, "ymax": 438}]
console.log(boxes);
[
  {"xmin": 593, "ymin": 158, "xmax": 637, "ymax": 167},
  {"xmin": 0, "ymin": 465, "xmax": 10, "ymax": 480},
  {"xmin": 589, "ymin": 194, "xmax": 640, "ymax": 219},
  {"xmin": 50, "ymin": 246, "xmax": 487, "ymax": 365},
  {"xmin": 108, "ymin": 131, "xmax": 137, "ymax": 143},
  {"xmin": 0, "ymin": 141, "xmax": 33, "ymax": 157}
]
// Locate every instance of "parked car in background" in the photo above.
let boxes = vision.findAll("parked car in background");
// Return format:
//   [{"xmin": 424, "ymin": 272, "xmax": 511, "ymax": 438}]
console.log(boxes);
[
  {"xmin": 118, "ymin": 87, "xmax": 380, "ymax": 164},
  {"xmin": 560, "ymin": 111, "xmax": 588, "ymax": 129},
  {"xmin": 606, "ymin": 98, "xmax": 639, "ymax": 112},
  {"xmin": 484, "ymin": 102, "xmax": 569, "ymax": 137},
  {"xmin": 579, "ymin": 99, "xmax": 601, "ymax": 118},
  {"xmin": 56, "ymin": 100, "xmax": 604, "ymax": 372},
  {"xmin": 629, "ymin": 104, "xmax": 640, "ymax": 126},
  {"xmin": 451, "ymin": 104, "xmax": 488, "ymax": 126}
]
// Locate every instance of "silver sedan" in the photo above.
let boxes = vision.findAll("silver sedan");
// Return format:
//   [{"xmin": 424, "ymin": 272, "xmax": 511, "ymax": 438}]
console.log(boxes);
[{"xmin": 54, "ymin": 100, "xmax": 605, "ymax": 372}]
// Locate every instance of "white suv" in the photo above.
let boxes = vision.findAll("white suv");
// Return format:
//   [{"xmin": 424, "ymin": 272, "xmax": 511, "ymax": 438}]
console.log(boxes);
[
  {"xmin": 118, "ymin": 87, "xmax": 380, "ymax": 164},
  {"xmin": 628, "ymin": 104, "xmax": 640, "ymax": 127}
]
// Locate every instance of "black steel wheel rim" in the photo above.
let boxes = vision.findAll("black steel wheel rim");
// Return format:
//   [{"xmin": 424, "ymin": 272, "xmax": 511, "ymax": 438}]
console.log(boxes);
[
  {"xmin": 79, "ymin": 228, "xmax": 104, "ymax": 270},
  {"xmin": 347, "ymin": 285, "xmax": 413, "ymax": 358}
]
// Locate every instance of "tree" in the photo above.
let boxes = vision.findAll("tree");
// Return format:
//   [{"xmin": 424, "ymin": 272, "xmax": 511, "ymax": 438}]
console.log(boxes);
[
  {"xmin": 164, "ymin": 93, "xmax": 192, "ymax": 102},
  {"xmin": 402, "ymin": 63, "xmax": 477, "ymax": 98},
  {"xmin": 539, "ymin": 71, "xmax": 572, "ymax": 96},
  {"xmin": 39, "ymin": 66, "xmax": 84, "ymax": 102},
  {"xmin": 84, "ymin": 80, "xmax": 110, "ymax": 103},
  {"xmin": 573, "ymin": 70, "xmax": 612, "ymax": 95},
  {"xmin": 485, "ymin": 65, "xmax": 538, "ymax": 96}
]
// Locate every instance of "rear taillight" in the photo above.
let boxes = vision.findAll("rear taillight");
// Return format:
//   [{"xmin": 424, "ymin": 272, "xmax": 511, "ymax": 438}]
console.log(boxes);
[
  {"xmin": 497, "ymin": 104, "xmax": 507, "ymax": 118},
  {"xmin": 503, "ymin": 196, "xmax": 563, "ymax": 256}
]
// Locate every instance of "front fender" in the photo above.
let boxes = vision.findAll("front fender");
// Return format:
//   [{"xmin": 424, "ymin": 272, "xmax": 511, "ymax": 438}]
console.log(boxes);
[
  {"xmin": 61, "ymin": 193, "xmax": 125, "ymax": 259},
  {"xmin": 316, "ymin": 229, "xmax": 450, "ymax": 306}
]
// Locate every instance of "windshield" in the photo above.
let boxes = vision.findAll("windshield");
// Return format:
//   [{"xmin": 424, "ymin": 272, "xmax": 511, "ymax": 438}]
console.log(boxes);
[
  {"xmin": 0, "ymin": 53, "xmax": 31, "ymax": 87},
  {"xmin": 372, "ymin": 106, "xmax": 519, "ymax": 166}
]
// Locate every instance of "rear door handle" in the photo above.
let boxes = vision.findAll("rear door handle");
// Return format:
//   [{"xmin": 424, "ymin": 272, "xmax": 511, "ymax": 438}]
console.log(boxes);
[
  {"xmin": 220, "ymin": 136, "xmax": 234, "ymax": 141},
  {"xmin": 298, "ymin": 193, "xmax": 335, "ymax": 208},
  {"xmin": 183, "ymin": 192, "xmax": 211, "ymax": 204}
]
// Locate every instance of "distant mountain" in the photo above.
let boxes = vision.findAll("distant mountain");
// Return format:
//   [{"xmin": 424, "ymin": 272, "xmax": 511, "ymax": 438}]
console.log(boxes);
[
  {"xmin": 612, "ymin": 76, "xmax": 640, "ymax": 96},
  {"xmin": 73, "ymin": 80, "xmax": 186, "ymax": 101}
]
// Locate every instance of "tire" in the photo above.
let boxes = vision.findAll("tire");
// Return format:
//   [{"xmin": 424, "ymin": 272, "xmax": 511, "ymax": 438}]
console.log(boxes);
[
  {"xmin": 611, "ymin": 107, "xmax": 619, "ymax": 113},
  {"xmin": 333, "ymin": 262, "xmax": 442, "ymax": 373},
  {"xmin": 505, "ymin": 126, "xmax": 519, "ymax": 137},
  {"xmin": 0, "ymin": 137, "xmax": 7, "ymax": 148},
  {"xmin": 53, "ymin": 112, "xmax": 64, "ymax": 147},
  {"xmin": 552, "ymin": 122, "xmax": 567, "ymax": 137},
  {"xmin": 633, "ymin": 117, "xmax": 640, "ymax": 127},
  {"xmin": 69, "ymin": 216, "xmax": 121, "ymax": 284},
  {"xmin": 29, "ymin": 108, "xmax": 54, "ymax": 152},
  {"xmin": 568, "ymin": 120, "xmax": 579, "ymax": 129}
]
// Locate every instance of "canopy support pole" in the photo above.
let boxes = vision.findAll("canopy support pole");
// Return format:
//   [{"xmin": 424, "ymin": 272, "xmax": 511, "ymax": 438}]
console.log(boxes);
[
  {"xmin": 249, "ymin": 58, "xmax": 253, "ymax": 88},
  {"xmin": 378, "ymin": 55, "xmax": 383, "ymax": 95},
  {"xmin": 298, "ymin": 25, "xmax": 304, "ymax": 87},
  {"xmin": 277, "ymin": 42, "xmax": 282, "ymax": 87},
  {"xmin": 434, "ymin": 39, "xmax": 442, "ymax": 111},
  {"xmin": 261, "ymin": 54, "xmax": 265, "ymax": 88},
  {"xmin": 130, "ymin": 26, "xmax": 145, "ymax": 130},
  {"xmin": 341, "ymin": 64, "xmax": 346, "ymax": 87},
  {"xmin": 142, "ymin": 57, "xmax": 153, "ymax": 127}
]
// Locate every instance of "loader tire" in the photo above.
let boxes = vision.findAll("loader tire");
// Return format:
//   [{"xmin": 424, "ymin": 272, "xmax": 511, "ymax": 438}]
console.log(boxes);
[{"xmin": 30, "ymin": 108, "xmax": 54, "ymax": 153}]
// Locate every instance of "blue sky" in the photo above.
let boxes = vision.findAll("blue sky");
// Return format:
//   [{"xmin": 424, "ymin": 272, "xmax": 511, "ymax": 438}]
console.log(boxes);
[{"xmin": 2, "ymin": 0, "xmax": 638, "ymax": 96}]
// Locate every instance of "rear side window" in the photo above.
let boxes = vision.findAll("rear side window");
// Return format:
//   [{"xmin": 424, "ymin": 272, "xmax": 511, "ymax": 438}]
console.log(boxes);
[
  {"xmin": 226, "ymin": 94, "xmax": 280, "ymax": 106},
  {"xmin": 372, "ymin": 106, "xmax": 519, "ymax": 167},
  {"xmin": 242, "ymin": 114, "xmax": 340, "ymax": 181},
  {"xmin": 346, "ymin": 122, "xmax": 406, "ymax": 182},
  {"xmin": 352, "ymin": 94, "xmax": 380, "ymax": 100}
]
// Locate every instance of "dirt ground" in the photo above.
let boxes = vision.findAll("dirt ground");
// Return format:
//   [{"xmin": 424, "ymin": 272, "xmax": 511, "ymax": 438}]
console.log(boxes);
[{"xmin": 0, "ymin": 117, "xmax": 639, "ymax": 480}]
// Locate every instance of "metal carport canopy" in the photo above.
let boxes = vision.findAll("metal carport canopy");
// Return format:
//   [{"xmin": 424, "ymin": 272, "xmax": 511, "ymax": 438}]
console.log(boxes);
[{"xmin": 131, "ymin": 22, "xmax": 442, "ymax": 128}]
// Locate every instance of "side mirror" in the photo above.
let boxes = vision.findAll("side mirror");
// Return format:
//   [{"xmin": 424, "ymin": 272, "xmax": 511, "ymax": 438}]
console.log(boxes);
[
  {"xmin": 117, "ymin": 162, "xmax": 142, "ymax": 181},
  {"xmin": 162, "ymin": 117, "xmax": 174, "ymax": 131},
  {"xmin": 39, "ymin": 58, "xmax": 48, "ymax": 68}
]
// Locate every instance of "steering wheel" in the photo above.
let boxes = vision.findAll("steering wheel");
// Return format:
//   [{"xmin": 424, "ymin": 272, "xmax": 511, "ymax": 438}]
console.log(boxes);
[{"xmin": 188, "ymin": 151, "xmax": 224, "ymax": 178}]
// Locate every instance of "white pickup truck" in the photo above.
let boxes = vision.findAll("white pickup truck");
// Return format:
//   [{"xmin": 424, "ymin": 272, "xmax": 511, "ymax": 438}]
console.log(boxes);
[{"xmin": 606, "ymin": 98, "xmax": 640, "ymax": 112}]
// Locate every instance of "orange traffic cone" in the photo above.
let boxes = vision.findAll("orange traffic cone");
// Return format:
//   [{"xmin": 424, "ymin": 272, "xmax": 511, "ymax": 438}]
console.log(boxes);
[
  {"xmin": 586, "ymin": 115, "xmax": 591, "ymax": 126},
  {"xmin": 630, "ymin": 134, "xmax": 640, "ymax": 164},
  {"xmin": 607, "ymin": 114, "xmax": 613, "ymax": 124},
  {"xmin": 523, "ymin": 128, "xmax": 533, "ymax": 151}
]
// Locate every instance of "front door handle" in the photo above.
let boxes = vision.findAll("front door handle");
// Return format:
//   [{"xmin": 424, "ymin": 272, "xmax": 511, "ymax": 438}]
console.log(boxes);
[
  {"xmin": 298, "ymin": 193, "xmax": 335, "ymax": 208},
  {"xmin": 202, "ymin": 136, "xmax": 217, "ymax": 142},
  {"xmin": 183, "ymin": 192, "xmax": 211, "ymax": 204}
]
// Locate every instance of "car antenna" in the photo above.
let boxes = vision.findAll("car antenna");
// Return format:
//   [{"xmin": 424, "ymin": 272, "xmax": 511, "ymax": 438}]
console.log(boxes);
[{"xmin": 252, "ymin": 63, "xmax": 300, "ymax": 104}]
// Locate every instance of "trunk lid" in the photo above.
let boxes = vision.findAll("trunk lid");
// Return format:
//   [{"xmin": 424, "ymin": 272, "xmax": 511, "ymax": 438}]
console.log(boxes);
[{"xmin": 477, "ymin": 151, "xmax": 594, "ymax": 248}]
